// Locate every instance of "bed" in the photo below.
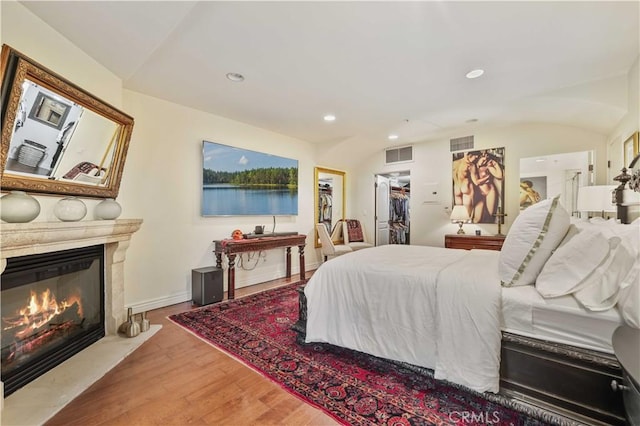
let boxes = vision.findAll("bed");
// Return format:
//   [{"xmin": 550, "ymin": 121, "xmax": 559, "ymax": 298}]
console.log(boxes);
[{"xmin": 294, "ymin": 197, "xmax": 639, "ymax": 425}]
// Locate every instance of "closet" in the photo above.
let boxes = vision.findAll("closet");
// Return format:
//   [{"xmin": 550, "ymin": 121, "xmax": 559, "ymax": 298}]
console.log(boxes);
[
  {"xmin": 374, "ymin": 172, "xmax": 410, "ymax": 245},
  {"xmin": 318, "ymin": 184, "xmax": 333, "ymax": 233},
  {"xmin": 389, "ymin": 186, "xmax": 410, "ymax": 244}
]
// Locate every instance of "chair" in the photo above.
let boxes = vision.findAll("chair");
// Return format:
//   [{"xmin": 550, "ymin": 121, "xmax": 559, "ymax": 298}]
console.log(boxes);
[
  {"xmin": 316, "ymin": 223, "xmax": 352, "ymax": 261},
  {"xmin": 342, "ymin": 219, "xmax": 374, "ymax": 251}
]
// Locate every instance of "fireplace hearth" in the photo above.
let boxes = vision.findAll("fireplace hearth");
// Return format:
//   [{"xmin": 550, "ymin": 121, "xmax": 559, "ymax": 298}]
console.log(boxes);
[{"xmin": 1, "ymin": 245, "xmax": 105, "ymax": 396}]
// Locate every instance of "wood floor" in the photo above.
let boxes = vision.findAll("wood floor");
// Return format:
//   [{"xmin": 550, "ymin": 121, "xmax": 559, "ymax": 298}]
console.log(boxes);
[{"xmin": 46, "ymin": 274, "xmax": 338, "ymax": 426}]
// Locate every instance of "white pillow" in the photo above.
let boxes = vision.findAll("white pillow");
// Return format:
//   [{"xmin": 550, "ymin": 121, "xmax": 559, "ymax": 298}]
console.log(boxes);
[
  {"xmin": 578, "ymin": 219, "xmax": 640, "ymax": 256},
  {"xmin": 557, "ymin": 224, "xmax": 580, "ymax": 248},
  {"xmin": 499, "ymin": 196, "xmax": 570, "ymax": 287},
  {"xmin": 609, "ymin": 222, "xmax": 639, "ymax": 256},
  {"xmin": 573, "ymin": 237, "xmax": 636, "ymax": 311},
  {"xmin": 536, "ymin": 230, "xmax": 610, "ymax": 297},
  {"xmin": 617, "ymin": 260, "xmax": 640, "ymax": 328}
]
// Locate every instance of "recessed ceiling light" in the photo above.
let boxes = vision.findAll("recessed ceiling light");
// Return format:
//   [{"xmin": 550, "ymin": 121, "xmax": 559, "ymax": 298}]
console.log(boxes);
[
  {"xmin": 465, "ymin": 69, "xmax": 484, "ymax": 79},
  {"xmin": 323, "ymin": 114, "xmax": 336, "ymax": 122},
  {"xmin": 226, "ymin": 72, "xmax": 245, "ymax": 82},
  {"xmin": 388, "ymin": 134, "xmax": 399, "ymax": 140}
]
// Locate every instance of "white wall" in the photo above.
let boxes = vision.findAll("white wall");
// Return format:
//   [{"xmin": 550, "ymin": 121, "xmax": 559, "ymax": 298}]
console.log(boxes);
[
  {"xmin": 351, "ymin": 123, "xmax": 608, "ymax": 247},
  {"xmin": 607, "ymin": 56, "xmax": 640, "ymax": 181},
  {"xmin": 605, "ymin": 56, "xmax": 640, "ymax": 222},
  {"xmin": 119, "ymin": 91, "xmax": 320, "ymax": 310},
  {"xmin": 1, "ymin": 2, "xmax": 323, "ymax": 313},
  {"xmin": 0, "ymin": 2, "xmax": 122, "ymax": 107},
  {"xmin": 0, "ymin": 1, "xmax": 123, "ymax": 220},
  {"xmin": 1, "ymin": 1, "xmax": 634, "ymax": 312}
]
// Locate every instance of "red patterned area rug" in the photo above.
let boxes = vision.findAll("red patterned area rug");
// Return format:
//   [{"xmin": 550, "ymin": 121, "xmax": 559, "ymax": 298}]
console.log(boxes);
[{"xmin": 169, "ymin": 282, "xmax": 552, "ymax": 426}]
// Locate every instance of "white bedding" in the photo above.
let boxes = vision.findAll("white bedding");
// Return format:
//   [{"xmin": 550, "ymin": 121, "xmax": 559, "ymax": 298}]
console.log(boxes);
[
  {"xmin": 304, "ymin": 245, "xmax": 503, "ymax": 393},
  {"xmin": 502, "ymin": 286, "xmax": 622, "ymax": 353}
]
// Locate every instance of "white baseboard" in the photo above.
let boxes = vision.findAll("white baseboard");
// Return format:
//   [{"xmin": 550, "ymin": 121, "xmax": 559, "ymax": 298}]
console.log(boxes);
[
  {"xmin": 128, "ymin": 291, "xmax": 191, "ymax": 314},
  {"xmin": 127, "ymin": 263, "xmax": 321, "ymax": 314}
]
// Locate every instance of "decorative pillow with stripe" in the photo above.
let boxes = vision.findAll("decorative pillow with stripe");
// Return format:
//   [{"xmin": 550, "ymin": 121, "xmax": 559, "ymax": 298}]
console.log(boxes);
[{"xmin": 499, "ymin": 196, "xmax": 570, "ymax": 287}]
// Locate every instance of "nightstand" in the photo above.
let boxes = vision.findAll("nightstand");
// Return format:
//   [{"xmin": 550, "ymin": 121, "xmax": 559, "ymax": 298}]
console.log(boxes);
[{"xmin": 444, "ymin": 234, "xmax": 505, "ymax": 251}]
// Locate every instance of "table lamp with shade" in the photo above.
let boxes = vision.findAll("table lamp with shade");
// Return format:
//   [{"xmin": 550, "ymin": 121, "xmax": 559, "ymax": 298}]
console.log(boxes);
[
  {"xmin": 450, "ymin": 205, "xmax": 471, "ymax": 234},
  {"xmin": 576, "ymin": 185, "xmax": 617, "ymax": 218}
]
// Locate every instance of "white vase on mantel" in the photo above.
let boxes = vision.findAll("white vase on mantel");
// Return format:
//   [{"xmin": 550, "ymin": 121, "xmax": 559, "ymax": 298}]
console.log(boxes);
[
  {"xmin": 54, "ymin": 196, "xmax": 87, "ymax": 222},
  {"xmin": 0, "ymin": 190, "xmax": 41, "ymax": 223},
  {"xmin": 94, "ymin": 198, "xmax": 122, "ymax": 220}
]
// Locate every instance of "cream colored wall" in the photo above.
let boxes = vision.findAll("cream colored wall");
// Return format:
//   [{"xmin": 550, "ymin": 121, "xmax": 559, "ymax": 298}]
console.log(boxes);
[
  {"xmin": 0, "ymin": 1, "xmax": 123, "ymax": 221},
  {"xmin": 119, "ymin": 91, "xmax": 320, "ymax": 310},
  {"xmin": 607, "ymin": 56, "xmax": 639, "ymax": 180},
  {"xmin": 1, "ymin": 2, "xmax": 323, "ymax": 313},
  {"xmin": 0, "ymin": 2, "xmax": 122, "ymax": 106},
  {"xmin": 350, "ymin": 123, "xmax": 608, "ymax": 247},
  {"xmin": 1, "ymin": 1, "xmax": 634, "ymax": 311},
  {"xmin": 606, "ymin": 56, "xmax": 640, "ymax": 221}
]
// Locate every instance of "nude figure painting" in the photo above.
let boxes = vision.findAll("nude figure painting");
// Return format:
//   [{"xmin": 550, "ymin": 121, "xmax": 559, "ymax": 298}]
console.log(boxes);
[{"xmin": 452, "ymin": 147, "xmax": 505, "ymax": 224}]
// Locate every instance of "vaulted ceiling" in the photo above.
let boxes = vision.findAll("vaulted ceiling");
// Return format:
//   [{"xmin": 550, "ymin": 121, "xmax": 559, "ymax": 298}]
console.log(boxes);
[{"xmin": 20, "ymin": 1, "xmax": 639, "ymax": 154}]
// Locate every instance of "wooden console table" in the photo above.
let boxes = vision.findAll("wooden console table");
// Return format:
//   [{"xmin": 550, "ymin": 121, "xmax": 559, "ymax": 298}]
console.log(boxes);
[{"xmin": 213, "ymin": 234, "xmax": 306, "ymax": 299}]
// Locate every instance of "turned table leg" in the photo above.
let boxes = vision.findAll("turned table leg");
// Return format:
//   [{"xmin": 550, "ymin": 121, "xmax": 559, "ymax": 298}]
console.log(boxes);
[
  {"xmin": 298, "ymin": 244, "xmax": 306, "ymax": 281},
  {"xmin": 227, "ymin": 253, "xmax": 236, "ymax": 299},
  {"xmin": 286, "ymin": 247, "xmax": 292, "ymax": 278}
]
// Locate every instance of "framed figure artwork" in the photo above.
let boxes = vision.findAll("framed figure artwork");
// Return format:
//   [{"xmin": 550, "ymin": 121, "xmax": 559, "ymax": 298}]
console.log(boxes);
[
  {"xmin": 519, "ymin": 176, "xmax": 546, "ymax": 210},
  {"xmin": 452, "ymin": 147, "xmax": 505, "ymax": 224},
  {"xmin": 623, "ymin": 131, "xmax": 639, "ymax": 167}
]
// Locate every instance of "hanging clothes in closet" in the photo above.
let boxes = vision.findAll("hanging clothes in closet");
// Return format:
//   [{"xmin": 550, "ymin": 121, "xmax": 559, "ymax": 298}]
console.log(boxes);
[
  {"xmin": 389, "ymin": 187, "xmax": 410, "ymax": 244},
  {"xmin": 318, "ymin": 185, "xmax": 333, "ymax": 232}
]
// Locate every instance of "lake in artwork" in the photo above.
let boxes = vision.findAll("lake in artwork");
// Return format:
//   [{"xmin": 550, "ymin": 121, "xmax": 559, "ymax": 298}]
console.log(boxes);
[
  {"xmin": 202, "ymin": 185, "xmax": 298, "ymax": 216},
  {"xmin": 201, "ymin": 140, "xmax": 299, "ymax": 216}
]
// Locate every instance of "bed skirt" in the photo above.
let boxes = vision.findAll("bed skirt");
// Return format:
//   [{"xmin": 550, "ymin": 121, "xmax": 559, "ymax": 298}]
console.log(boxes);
[{"xmin": 292, "ymin": 286, "xmax": 626, "ymax": 426}]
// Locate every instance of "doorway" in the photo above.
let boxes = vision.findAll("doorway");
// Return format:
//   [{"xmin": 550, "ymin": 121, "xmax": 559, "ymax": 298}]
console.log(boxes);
[{"xmin": 374, "ymin": 171, "xmax": 410, "ymax": 246}]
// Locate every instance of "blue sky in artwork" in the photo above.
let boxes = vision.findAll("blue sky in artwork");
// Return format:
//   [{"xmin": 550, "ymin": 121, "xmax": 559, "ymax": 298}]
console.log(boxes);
[{"xmin": 202, "ymin": 141, "xmax": 297, "ymax": 172}]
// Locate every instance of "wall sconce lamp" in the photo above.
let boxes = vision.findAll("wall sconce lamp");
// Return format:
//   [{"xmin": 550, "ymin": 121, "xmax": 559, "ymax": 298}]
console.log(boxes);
[{"xmin": 450, "ymin": 205, "xmax": 471, "ymax": 234}]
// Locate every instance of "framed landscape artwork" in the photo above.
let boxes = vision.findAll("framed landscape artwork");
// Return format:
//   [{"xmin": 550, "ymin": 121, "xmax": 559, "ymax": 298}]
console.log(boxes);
[{"xmin": 202, "ymin": 141, "xmax": 298, "ymax": 216}]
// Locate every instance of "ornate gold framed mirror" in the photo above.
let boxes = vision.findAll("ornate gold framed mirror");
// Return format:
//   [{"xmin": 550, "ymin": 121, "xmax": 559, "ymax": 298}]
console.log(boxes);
[
  {"xmin": 0, "ymin": 44, "xmax": 134, "ymax": 198},
  {"xmin": 314, "ymin": 167, "xmax": 345, "ymax": 248}
]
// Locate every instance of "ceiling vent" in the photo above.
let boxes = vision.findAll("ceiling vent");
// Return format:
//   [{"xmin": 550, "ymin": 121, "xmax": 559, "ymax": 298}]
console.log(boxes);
[
  {"xmin": 450, "ymin": 135, "xmax": 474, "ymax": 152},
  {"xmin": 385, "ymin": 146, "xmax": 413, "ymax": 164}
]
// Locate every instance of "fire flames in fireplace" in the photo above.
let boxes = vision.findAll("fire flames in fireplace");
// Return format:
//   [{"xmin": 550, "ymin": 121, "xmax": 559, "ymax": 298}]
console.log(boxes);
[
  {"xmin": 2, "ymin": 289, "xmax": 83, "ymax": 363},
  {"xmin": 1, "ymin": 245, "xmax": 105, "ymax": 396}
]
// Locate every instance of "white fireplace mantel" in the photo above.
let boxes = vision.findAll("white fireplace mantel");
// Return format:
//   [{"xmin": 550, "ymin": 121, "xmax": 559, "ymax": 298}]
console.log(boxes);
[
  {"xmin": 0, "ymin": 218, "xmax": 143, "ymax": 335},
  {"xmin": 0, "ymin": 219, "xmax": 160, "ymax": 425}
]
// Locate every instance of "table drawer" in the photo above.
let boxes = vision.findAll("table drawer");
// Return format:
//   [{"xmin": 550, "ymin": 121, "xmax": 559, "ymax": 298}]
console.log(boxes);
[{"xmin": 444, "ymin": 234, "xmax": 505, "ymax": 251}]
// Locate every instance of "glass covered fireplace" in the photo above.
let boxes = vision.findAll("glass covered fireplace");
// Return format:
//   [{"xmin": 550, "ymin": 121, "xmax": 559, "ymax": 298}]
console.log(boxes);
[{"xmin": 1, "ymin": 245, "xmax": 105, "ymax": 396}]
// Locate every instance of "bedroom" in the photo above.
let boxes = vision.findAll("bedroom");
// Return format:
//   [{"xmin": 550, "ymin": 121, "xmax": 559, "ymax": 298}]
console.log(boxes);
[{"xmin": 0, "ymin": 1, "xmax": 638, "ymax": 424}]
